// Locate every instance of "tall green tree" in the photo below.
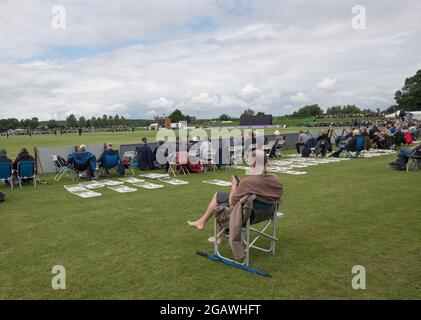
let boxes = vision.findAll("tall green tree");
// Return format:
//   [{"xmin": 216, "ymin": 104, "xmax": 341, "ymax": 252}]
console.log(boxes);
[
  {"xmin": 169, "ymin": 109, "xmax": 185, "ymax": 123},
  {"xmin": 78, "ymin": 116, "xmax": 86, "ymax": 127},
  {"xmin": 292, "ymin": 104, "xmax": 323, "ymax": 117},
  {"xmin": 395, "ymin": 69, "xmax": 421, "ymax": 111},
  {"xmin": 66, "ymin": 114, "xmax": 78, "ymax": 128},
  {"xmin": 47, "ymin": 119, "xmax": 58, "ymax": 129}
]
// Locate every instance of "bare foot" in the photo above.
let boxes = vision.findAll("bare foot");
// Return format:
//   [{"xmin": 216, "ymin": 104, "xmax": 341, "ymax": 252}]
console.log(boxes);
[
  {"xmin": 187, "ymin": 220, "xmax": 205, "ymax": 231},
  {"xmin": 207, "ymin": 236, "xmax": 223, "ymax": 245}
]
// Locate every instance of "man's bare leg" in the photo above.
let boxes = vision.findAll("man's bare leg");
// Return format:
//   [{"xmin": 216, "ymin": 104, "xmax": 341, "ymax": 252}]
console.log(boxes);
[{"xmin": 187, "ymin": 192, "xmax": 218, "ymax": 231}]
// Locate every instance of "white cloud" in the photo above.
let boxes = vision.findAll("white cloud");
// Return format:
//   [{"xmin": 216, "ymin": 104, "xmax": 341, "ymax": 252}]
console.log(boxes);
[
  {"xmin": 317, "ymin": 78, "xmax": 337, "ymax": 89},
  {"xmin": 290, "ymin": 92, "xmax": 309, "ymax": 103},
  {"xmin": 0, "ymin": 0, "xmax": 421, "ymax": 119}
]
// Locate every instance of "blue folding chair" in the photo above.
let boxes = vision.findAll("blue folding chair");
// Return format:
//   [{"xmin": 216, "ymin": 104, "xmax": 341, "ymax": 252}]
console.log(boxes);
[
  {"xmin": 346, "ymin": 135, "xmax": 365, "ymax": 158},
  {"xmin": 0, "ymin": 162, "xmax": 13, "ymax": 189},
  {"xmin": 100, "ymin": 152, "xmax": 123, "ymax": 176},
  {"xmin": 17, "ymin": 161, "xmax": 36, "ymax": 188}
]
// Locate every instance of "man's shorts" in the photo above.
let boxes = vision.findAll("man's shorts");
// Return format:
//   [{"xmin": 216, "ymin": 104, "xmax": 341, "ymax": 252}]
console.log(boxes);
[
  {"xmin": 216, "ymin": 191, "xmax": 229, "ymax": 206},
  {"xmin": 215, "ymin": 191, "xmax": 230, "ymax": 228}
]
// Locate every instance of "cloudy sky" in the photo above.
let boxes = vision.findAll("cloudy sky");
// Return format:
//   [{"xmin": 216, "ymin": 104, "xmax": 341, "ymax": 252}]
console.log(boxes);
[{"xmin": 0, "ymin": 0, "xmax": 420, "ymax": 120}]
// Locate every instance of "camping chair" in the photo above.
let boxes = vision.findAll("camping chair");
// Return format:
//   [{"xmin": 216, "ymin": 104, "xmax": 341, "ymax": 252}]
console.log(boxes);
[
  {"xmin": 0, "ymin": 162, "xmax": 13, "ymax": 189},
  {"xmin": 302, "ymin": 138, "xmax": 318, "ymax": 158},
  {"xmin": 406, "ymin": 150, "xmax": 421, "ymax": 172},
  {"xmin": 99, "ymin": 152, "xmax": 121, "ymax": 176},
  {"xmin": 345, "ymin": 135, "xmax": 365, "ymax": 158},
  {"xmin": 264, "ymin": 140, "xmax": 278, "ymax": 158},
  {"xmin": 67, "ymin": 156, "xmax": 94, "ymax": 181},
  {"xmin": 198, "ymin": 200, "xmax": 284, "ymax": 277},
  {"xmin": 52, "ymin": 155, "xmax": 76, "ymax": 181},
  {"xmin": 227, "ymin": 146, "xmax": 244, "ymax": 170},
  {"xmin": 16, "ymin": 161, "xmax": 36, "ymax": 188},
  {"xmin": 121, "ymin": 151, "xmax": 138, "ymax": 175},
  {"xmin": 200, "ymin": 149, "xmax": 218, "ymax": 173}
]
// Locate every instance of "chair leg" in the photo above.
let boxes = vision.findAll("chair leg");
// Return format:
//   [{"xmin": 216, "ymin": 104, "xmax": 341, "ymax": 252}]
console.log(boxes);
[{"xmin": 245, "ymin": 219, "xmax": 251, "ymax": 267}]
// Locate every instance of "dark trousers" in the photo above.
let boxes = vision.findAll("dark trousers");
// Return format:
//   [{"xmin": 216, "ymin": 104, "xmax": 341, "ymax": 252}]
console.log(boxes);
[{"xmin": 296, "ymin": 142, "xmax": 305, "ymax": 154}]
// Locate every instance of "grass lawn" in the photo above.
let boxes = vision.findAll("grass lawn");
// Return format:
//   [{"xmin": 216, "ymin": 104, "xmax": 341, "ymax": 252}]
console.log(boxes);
[{"xmin": 0, "ymin": 132, "xmax": 420, "ymax": 299}]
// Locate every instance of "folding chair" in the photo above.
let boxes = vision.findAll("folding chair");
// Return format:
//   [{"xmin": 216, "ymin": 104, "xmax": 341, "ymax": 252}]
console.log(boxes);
[
  {"xmin": 0, "ymin": 162, "xmax": 13, "ymax": 189},
  {"xmin": 52, "ymin": 155, "xmax": 76, "ymax": 181},
  {"xmin": 406, "ymin": 150, "xmax": 421, "ymax": 172},
  {"xmin": 200, "ymin": 149, "xmax": 218, "ymax": 173},
  {"xmin": 344, "ymin": 135, "xmax": 365, "ymax": 158},
  {"xmin": 264, "ymin": 140, "xmax": 276, "ymax": 158},
  {"xmin": 227, "ymin": 146, "xmax": 244, "ymax": 170},
  {"xmin": 16, "ymin": 161, "xmax": 36, "ymax": 188},
  {"xmin": 168, "ymin": 151, "xmax": 189, "ymax": 176},
  {"xmin": 198, "ymin": 200, "xmax": 284, "ymax": 277},
  {"xmin": 121, "ymin": 151, "xmax": 138, "ymax": 175},
  {"xmin": 99, "ymin": 153, "xmax": 121, "ymax": 176}
]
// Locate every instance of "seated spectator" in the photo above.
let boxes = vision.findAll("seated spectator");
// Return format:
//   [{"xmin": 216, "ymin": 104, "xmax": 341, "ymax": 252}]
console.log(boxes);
[
  {"xmin": 0, "ymin": 149, "xmax": 13, "ymax": 186},
  {"xmin": 98, "ymin": 143, "xmax": 121, "ymax": 174},
  {"xmin": 314, "ymin": 129, "xmax": 332, "ymax": 156},
  {"xmin": 187, "ymin": 150, "xmax": 283, "ymax": 251},
  {"xmin": 317, "ymin": 129, "xmax": 332, "ymax": 151},
  {"xmin": 393, "ymin": 127, "xmax": 406, "ymax": 149},
  {"xmin": 330, "ymin": 129, "xmax": 364, "ymax": 157},
  {"xmin": 67, "ymin": 144, "xmax": 97, "ymax": 180},
  {"xmin": 296, "ymin": 130, "xmax": 310, "ymax": 154},
  {"xmin": 359, "ymin": 126, "xmax": 372, "ymax": 150},
  {"xmin": 389, "ymin": 144, "xmax": 421, "ymax": 170},
  {"xmin": 136, "ymin": 138, "xmax": 156, "ymax": 170},
  {"xmin": 402, "ymin": 124, "xmax": 414, "ymax": 145},
  {"xmin": 13, "ymin": 148, "xmax": 36, "ymax": 183}
]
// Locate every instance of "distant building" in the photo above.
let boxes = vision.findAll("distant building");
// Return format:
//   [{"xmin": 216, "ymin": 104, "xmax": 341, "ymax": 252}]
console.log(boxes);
[
  {"xmin": 149, "ymin": 123, "xmax": 159, "ymax": 130},
  {"xmin": 240, "ymin": 114, "xmax": 273, "ymax": 126},
  {"xmin": 158, "ymin": 117, "xmax": 171, "ymax": 129}
]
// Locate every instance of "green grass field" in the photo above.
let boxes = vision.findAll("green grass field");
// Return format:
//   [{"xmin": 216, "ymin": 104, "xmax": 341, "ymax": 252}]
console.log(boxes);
[{"xmin": 0, "ymin": 132, "xmax": 420, "ymax": 299}]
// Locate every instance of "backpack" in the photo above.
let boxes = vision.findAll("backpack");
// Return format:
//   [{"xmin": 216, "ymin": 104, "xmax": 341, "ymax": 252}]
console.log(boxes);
[{"xmin": 0, "ymin": 192, "xmax": 5, "ymax": 202}]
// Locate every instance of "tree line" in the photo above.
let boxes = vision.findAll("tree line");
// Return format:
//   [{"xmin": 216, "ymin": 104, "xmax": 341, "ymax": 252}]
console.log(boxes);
[
  {"xmin": 62, "ymin": 114, "xmax": 128, "ymax": 128},
  {"xmin": 0, "ymin": 117, "xmax": 39, "ymax": 131}
]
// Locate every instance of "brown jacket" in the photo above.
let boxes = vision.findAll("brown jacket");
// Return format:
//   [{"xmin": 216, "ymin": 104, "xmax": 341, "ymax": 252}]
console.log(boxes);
[{"xmin": 214, "ymin": 174, "xmax": 283, "ymax": 259}]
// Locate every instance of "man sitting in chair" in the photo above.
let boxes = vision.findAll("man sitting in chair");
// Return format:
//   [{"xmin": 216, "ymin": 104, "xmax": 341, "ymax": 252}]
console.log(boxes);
[
  {"xmin": 67, "ymin": 144, "xmax": 97, "ymax": 180},
  {"xmin": 136, "ymin": 138, "xmax": 157, "ymax": 170},
  {"xmin": 187, "ymin": 150, "xmax": 283, "ymax": 248},
  {"xmin": 0, "ymin": 149, "xmax": 13, "ymax": 186},
  {"xmin": 389, "ymin": 144, "xmax": 421, "ymax": 171},
  {"xmin": 98, "ymin": 143, "xmax": 119, "ymax": 174},
  {"xmin": 13, "ymin": 148, "xmax": 36, "ymax": 183}
]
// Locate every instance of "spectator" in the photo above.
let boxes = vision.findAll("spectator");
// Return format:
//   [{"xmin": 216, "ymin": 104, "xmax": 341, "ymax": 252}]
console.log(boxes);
[
  {"xmin": 187, "ymin": 150, "xmax": 283, "ymax": 249},
  {"xmin": 67, "ymin": 144, "xmax": 97, "ymax": 180},
  {"xmin": 389, "ymin": 144, "xmax": 421, "ymax": 171},
  {"xmin": 296, "ymin": 130, "xmax": 310, "ymax": 154},
  {"xmin": 136, "ymin": 138, "xmax": 156, "ymax": 170},
  {"xmin": 0, "ymin": 149, "xmax": 13, "ymax": 186},
  {"xmin": 98, "ymin": 143, "xmax": 119, "ymax": 174}
]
